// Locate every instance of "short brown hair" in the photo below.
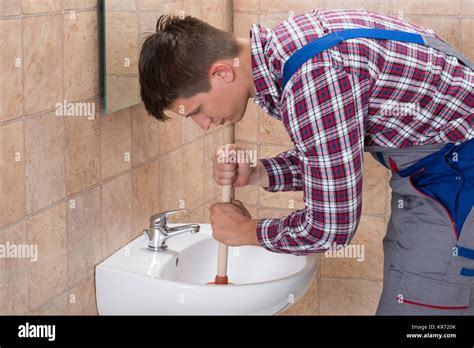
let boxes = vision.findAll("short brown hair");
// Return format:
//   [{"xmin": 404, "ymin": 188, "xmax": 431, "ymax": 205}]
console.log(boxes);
[{"xmin": 139, "ymin": 15, "xmax": 241, "ymax": 122}]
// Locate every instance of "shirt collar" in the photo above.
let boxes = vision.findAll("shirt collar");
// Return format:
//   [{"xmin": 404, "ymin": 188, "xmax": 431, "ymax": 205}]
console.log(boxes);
[{"xmin": 250, "ymin": 24, "xmax": 282, "ymax": 118}]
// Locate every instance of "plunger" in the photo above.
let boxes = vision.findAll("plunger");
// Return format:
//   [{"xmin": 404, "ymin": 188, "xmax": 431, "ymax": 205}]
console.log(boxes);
[{"xmin": 207, "ymin": 184, "xmax": 233, "ymax": 285}]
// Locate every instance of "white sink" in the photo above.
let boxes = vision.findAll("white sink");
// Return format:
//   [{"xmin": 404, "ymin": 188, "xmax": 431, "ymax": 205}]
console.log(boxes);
[{"xmin": 95, "ymin": 223, "xmax": 317, "ymax": 315}]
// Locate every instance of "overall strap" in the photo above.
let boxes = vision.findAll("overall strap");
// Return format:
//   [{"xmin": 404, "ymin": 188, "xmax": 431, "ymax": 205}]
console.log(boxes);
[{"xmin": 282, "ymin": 28, "xmax": 474, "ymax": 89}]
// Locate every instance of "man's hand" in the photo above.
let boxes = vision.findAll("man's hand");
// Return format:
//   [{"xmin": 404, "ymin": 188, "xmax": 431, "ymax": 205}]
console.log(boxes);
[
  {"xmin": 212, "ymin": 144, "xmax": 269, "ymax": 188},
  {"xmin": 209, "ymin": 199, "xmax": 260, "ymax": 246}
]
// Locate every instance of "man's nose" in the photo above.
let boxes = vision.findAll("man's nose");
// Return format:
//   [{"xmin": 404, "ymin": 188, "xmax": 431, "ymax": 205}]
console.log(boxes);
[{"xmin": 191, "ymin": 114, "xmax": 212, "ymax": 130}]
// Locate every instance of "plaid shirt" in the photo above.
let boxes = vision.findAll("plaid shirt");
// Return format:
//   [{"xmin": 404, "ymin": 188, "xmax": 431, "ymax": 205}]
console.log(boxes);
[{"xmin": 252, "ymin": 9, "xmax": 474, "ymax": 255}]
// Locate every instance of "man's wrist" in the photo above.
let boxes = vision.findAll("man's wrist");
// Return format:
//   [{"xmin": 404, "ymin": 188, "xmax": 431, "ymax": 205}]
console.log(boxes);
[
  {"xmin": 245, "ymin": 219, "xmax": 260, "ymax": 246},
  {"xmin": 249, "ymin": 160, "xmax": 269, "ymax": 188}
]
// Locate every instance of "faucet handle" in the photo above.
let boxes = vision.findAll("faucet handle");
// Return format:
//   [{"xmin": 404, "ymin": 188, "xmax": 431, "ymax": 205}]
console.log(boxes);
[{"xmin": 150, "ymin": 209, "xmax": 188, "ymax": 228}]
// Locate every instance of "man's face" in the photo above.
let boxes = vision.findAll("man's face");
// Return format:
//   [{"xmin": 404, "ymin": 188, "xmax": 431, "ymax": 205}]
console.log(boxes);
[{"xmin": 168, "ymin": 62, "xmax": 250, "ymax": 130}]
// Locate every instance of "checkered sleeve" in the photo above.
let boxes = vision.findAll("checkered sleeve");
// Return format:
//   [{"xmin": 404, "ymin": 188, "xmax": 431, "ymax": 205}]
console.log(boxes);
[
  {"xmin": 256, "ymin": 65, "xmax": 368, "ymax": 255},
  {"xmin": 259, "ymin": 148, "xmax": 303, "ymax": 192}
]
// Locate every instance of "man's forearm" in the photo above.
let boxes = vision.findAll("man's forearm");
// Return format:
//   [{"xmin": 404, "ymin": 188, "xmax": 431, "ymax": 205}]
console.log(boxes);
[{"xmin": 248, "ymin": 160, "xmax": 270, "ymax": 188}]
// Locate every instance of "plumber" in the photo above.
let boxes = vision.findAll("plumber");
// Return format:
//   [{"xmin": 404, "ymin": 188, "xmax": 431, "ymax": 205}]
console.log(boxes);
[{"xmin": 138, "ymin": 9, "xmax": 474, "ymax": 315}]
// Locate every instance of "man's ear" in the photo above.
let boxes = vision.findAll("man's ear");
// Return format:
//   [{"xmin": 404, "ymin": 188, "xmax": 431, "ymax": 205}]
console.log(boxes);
[{"xmin": 210, "ymin": 63, "xmax": 235, "ymax": 82}]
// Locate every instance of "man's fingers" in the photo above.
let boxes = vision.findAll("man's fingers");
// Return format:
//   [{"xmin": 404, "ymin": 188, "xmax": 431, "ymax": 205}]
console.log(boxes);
[
  {"xmin": 212, "ymin": 175, "xmax": 235, "ymax": 186},
  {"xmin": 215, "ymin": 171, "xmax": 236, "ymax": 179},
  {"xmin": 231, "ymin": 199, "xmax": 243, "ymax": 206},
  {"xmin": 231, "ymin": 199, "xmax": 251, "ymax": 218},
  {"xmin": 215, "ymin": 162, "xmax": 237, "ymax": 171},
  {"xmin": 214, "ymin": 144, "xmax": 238, "ymax": 160}
]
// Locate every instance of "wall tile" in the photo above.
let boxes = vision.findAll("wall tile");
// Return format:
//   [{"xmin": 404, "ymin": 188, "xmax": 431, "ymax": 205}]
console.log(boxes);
[
  {"xmin": 157, "ymin": 149, "xmax": 183, "ymax": 212},
  {"xmin": 462, "ymin": 18, "xmax": 474, "ymax": 61},
  {"xmin": 259, "ymin": 12, "xmax": 289, "ymax": 28},
  {"xmin": 257, "ymin": 207, "xmax": 293, "ymax": 219},
  {"xmin": 23, "ymin": 14, "xmax": 63, "ymax": 115},
  {"xmin": 31, "ymin": 293, "xmax": 67, "ymax": 315},
  {"xmin": 63, "ymin": 0, "xmax": 98, "ymax": 9},
  {"xmin": 320, "ymin": 215, "xmax": 386, "ymax": 280},
  {"xmin": 280, "ymin": 273, "xmax": 318, "ymax": 315},
  {"xmin": 259, "ymin": 0, "xmax": 324, "ymax": 14},
  {"xmin": 183, "ymin": 139, "xmax": 204, "ymax": 210},
  {"xmin": 235, "ymin": 100, "xmax": 258, "ymax": 142},
  {"xmin": 258, "ymin": 109, "xmax": 292, "ymax": 145},
  {"xmin": 386, "ymin": 172, "xmax": 392, "ymax": 216},
  {"xmin": 64, "ymin": 10, "xmax": 99, "ymax": 102},
  {"xmin": 27, "ymin": 203, "xmax": 67, "ymax": 310},
  {"xmin": 361, "ymin": 152, "xmax": 388, "ymax": 216},
  {"xmin": 319, "ymin": 278, "xmax": 382, "ymax": 315},
  {"xmin": 25, "ymin": 112, "xmax": 66, "ymax": 214},
  {"xmin": 65, "ymin": 102, "xmax": 101, "ymax": 196},
  {"xmin": 393, "ymin": 0, "xmax": 461, "ymax": 16},
  {"xmin": 22, "ymin": 0, "xmax": 62, "ymax": 14},
  {"xmin": 132, "ymin": 160, "xmax": 159, "ymax": 236},
  {"xmin": 233, "ymin": 142, "xmax": 258, "ymax": 206},
  {"xmin": 105, "ymin": 0, "xmax": 136, "ymax": 11},
  {"xmin": 102, "ymin": 173, "xmax": 132, "ymax": 258},
  {"xmin": 184, "ymin": 205, "xmax": 205, "ymax": 223},
  {"xmin": 463, "ymin": 0, "xmax": 474, "ymax": 15},
  {"xmin": 182, "ymin": 117, "xmax": 204, "ymax": 144},
  {"xmin": 203, "ymin": 130, "xmax": 225, "ymax": 200},
  {"xmin": 233, "ymin": 12, "xmax": 258, "ymax": 37},
  {"xmin": 202, "ymin": 0, "xmax": 232, "ymax": 31},
  {"xmin": 0, "ymin": 0, "xmax": 21, "ymax": 16},
  {"xmin": 0, "ymin": 120, "xmax": 25, "ymax": 227},
  {"xmin": 0, "ymin": 221, "xmax": 28, "ymax": 314},
  {"xmin": 131, "ymin": 103, "xmax": 159, "ymax": 166},
  {"xmin": 101, "ymin": 107, "xmax": 131, "ymax": 180},
  {"xmin": 67, "ymin": 186, "xmax": 102, "ymax": 286},
  {"xmin": 325, "ymin": 0, "xmax": 391, "ymax": 13},
  {"xmin": 181, "ymin": 0, "xmax": 202, "ymax": 17},
  {"xmin": 135, "ymin": 0, "xmax": 162, "ymax": 11},
  {"xmin": 234, "ymin": 0, "xmax": 258, "ymax": 12},
  {"xmin": 405, "ymin": 16, "xmax": 461, "ymax": 50},
  {"xmin": 0, "ymin": 18, "xmax": 22, "ymax": 122},
  {"xmin": 66, "ymin": 276, "xmax": 97, "ymax": 315},
  {"xmin": 158, "ymin": 110, "xmax": 182, "ymax": 154}
]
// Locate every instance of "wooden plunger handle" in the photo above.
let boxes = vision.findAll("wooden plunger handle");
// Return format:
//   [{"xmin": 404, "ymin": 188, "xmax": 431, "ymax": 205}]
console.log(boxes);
[{"xmin": 215, "ymin": 184, "xmax": 232, "ymax": 284}]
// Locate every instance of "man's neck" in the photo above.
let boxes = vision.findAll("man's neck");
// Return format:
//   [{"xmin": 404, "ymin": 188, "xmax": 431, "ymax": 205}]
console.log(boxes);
[{"xmin": 236, "ymin": 37, "xmax": 256, "ymax": 99}]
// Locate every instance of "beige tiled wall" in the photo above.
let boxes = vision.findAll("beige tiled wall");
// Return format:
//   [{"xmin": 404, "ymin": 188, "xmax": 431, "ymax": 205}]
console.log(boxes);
[
  {"xmin": 1, "ymin": 0, "xmax": 472, "ymax": 316},
  {"xmin": 0, "ymin": 0, "xmax": 232, "ymax": 315},
  {"xmin": 233, "ymin": 0, "xmax": 474, "ymax": 315}
]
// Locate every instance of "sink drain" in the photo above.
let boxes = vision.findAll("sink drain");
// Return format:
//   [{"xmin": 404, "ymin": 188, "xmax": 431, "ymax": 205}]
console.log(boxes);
[{"xmin": 175, "ymin": 257, "xmax": 179, "ymax": 267}]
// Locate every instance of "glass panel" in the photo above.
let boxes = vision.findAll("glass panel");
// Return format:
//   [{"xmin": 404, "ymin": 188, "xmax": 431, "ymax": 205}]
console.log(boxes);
[{"xmin": 102, "ymin": 0, "xmax": 181, "ymax": 114}]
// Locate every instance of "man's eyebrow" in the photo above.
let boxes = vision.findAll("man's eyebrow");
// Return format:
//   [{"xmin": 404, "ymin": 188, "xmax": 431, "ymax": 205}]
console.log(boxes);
[{"xmin": 185, "ymin": 106, "xmax": 200, "ymax": 118}]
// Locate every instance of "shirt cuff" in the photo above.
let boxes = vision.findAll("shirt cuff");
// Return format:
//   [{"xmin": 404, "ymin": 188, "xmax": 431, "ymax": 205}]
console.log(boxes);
[
  {"xmin": 256, "ymin": 218, "xmax": 285, "ymax": 253},
  {"xmin": 259, "ymin": 157, "xmax": 299, "ymax": 192}
]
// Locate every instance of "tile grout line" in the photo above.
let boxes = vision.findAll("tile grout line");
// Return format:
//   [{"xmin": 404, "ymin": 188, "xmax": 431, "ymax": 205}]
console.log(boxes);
[
  {"xmin": 61, "ymin": 4, "xmax": 70, "ymax": 312},
  {"xmin": 0, "ymin": 94, "xmax": 101, "ymax": 127},
  {"xmin": 19, "ymin": 4, "xmax": 31, "ymax": 313}
]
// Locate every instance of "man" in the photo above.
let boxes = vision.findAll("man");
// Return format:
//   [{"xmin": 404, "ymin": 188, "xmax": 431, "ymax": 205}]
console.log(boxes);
[{"xmin": 138, "ymin": 9, "xmax": 473, "ymax": 315}]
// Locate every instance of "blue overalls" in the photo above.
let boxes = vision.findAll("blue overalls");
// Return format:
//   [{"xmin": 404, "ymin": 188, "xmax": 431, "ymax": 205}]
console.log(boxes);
[{"xmin": 283, "ymin": 28, "xmax": 474, "ymax": 315}]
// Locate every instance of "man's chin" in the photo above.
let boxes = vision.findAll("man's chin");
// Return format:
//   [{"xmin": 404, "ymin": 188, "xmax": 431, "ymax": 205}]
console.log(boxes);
[{"xmin": 233, "ymin": 112, "xmax": 245, "ymax": 123}]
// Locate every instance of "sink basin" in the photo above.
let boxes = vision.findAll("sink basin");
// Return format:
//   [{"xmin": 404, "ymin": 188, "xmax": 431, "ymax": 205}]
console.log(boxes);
[{"xmin": 96, "ymin": 223, "xmax": 317, "ymax": 315}]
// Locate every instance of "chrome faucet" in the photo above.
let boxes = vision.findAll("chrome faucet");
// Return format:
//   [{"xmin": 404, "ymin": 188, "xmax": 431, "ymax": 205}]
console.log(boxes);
[{"xmin": 143, "ymin": 209, "xmax": 200, "ymax": 251}]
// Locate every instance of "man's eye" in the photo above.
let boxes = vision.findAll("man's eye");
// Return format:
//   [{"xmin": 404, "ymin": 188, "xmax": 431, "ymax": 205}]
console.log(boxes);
[{"xmin": 187, "ymin": 110, "xmax": 199, "ymax": 118}]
